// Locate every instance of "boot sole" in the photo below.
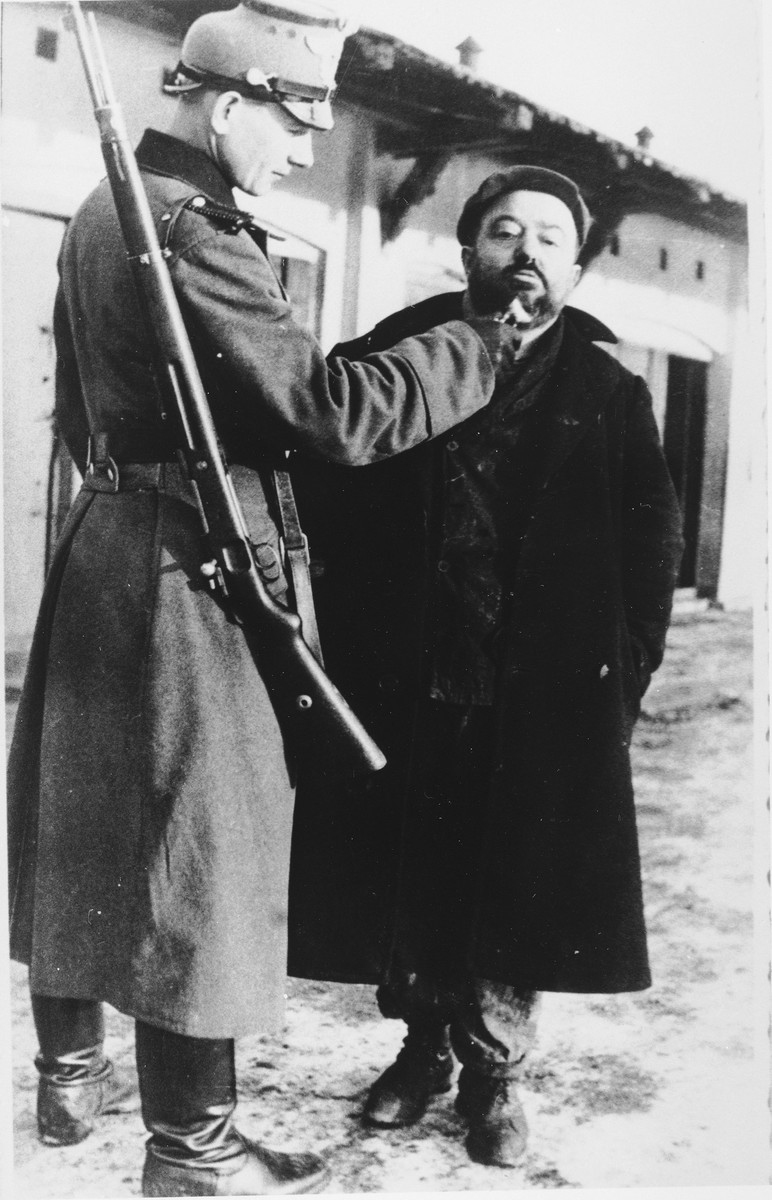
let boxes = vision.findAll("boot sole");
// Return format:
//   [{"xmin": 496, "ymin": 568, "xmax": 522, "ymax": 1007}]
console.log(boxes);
[
  {"xmin": 363, "ymin": 1078, "xmax": 453, "ymax": 1128},
  {"xmin": 38, "ymin": 1126, "xmax": 93, "ymax": 1147},
  {"xmin": 142, "ymin": 1162, "xmax": 332, "ymax": 1197},
  {"xmin": 294, "ymin": 1164, "xmax": 333, "ymax": 1194},
  {"xmin": 466, "ymin": 1125, "xmax": 527, "ymax": 1167}
]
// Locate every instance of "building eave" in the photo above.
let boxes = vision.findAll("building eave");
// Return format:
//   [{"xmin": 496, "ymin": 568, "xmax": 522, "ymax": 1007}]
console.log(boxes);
[
  {"xmin": 336, "ymin": 28, "xmax": 746, "ymax": 247},
  {"xmin": 90, "ymin": 3, "xmax": 747, "ymax": 247}
]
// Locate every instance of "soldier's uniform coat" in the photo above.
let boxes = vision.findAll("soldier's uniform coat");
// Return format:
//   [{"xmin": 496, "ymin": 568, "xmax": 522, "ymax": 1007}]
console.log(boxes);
[
  {"xmin": 7, "ymin": 132, "xmax": 501, "ymax": 1039},
  {"xmin": 289, "ymin": 292, "xmax": 685, "ymax": 995}
]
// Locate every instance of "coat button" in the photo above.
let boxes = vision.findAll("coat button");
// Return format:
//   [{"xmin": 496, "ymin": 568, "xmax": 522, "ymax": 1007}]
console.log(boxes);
[
  {"xmin": 437, "ymin": 559, "xmax": 450, "ymax": 572},
  {"xmin": 446, "ymin": 439, "xmax": 459, "ymax": 452}
]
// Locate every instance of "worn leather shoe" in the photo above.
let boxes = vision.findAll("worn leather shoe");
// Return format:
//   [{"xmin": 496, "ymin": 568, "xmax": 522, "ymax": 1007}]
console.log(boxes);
[
  {"xmin": 456, "ymin": 1071, "xmax": 528, "ymax": 1167},
  {"xmin": 142, "ymin": 1135, "xmax": 331, "ymax": 1196},
  {"xmin": 363, "ymin": 1026, "xmax": 453, "ymax": 1127},
  {"xmin": 37, "ymin": 1057, "xmax": 140, "ymax": 1146}
]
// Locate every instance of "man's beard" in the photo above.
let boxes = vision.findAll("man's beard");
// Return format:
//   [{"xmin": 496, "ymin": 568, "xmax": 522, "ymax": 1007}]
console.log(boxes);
[{"xmin": 466, "ymin": 254, "xmax": 560, "ymax": 328}]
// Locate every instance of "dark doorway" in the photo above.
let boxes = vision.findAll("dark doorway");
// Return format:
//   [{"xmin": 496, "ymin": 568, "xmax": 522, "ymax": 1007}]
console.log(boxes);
[{"xmin": 663, "ymin": 355, "xmax": 708, "ymax": 588}]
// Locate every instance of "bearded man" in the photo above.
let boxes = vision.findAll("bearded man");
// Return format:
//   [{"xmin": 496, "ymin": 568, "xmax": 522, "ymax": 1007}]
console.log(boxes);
[{"xmin": 289, "ymin": 166, "xmax": 685, "ymax": 1168}]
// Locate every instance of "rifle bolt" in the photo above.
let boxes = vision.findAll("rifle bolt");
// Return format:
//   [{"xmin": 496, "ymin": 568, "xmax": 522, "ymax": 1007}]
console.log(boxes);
[
  {"xmin": 200, "ymin": 560, "xmax": 218, "ymax": 579},
  {"xmin": 296, "ymin": 695, "xmax": 313, "ymax": 710}
]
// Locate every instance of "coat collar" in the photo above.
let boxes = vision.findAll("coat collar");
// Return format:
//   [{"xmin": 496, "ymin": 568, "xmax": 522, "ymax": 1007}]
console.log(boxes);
[
  {"xmin": 563, "ymin": 305, "xmax": 617, "ymax": 344},
  {"xmin": 394, "ymin": 291, "xmax": 623, "ymax": 491},
  {"xmin": 136, "ymin": 129, "xmax": 236, "ymax": 208},
  {"xmin": 361, "ymin": 290, "xmax": 622, "ymax": 489},
  {"xmin": 530, "ymin": 307, "xmax": 623, "ymax": 489},
  {"xmin": 380, "ymin": 291, "xmax": 617, "ymax": 348}
]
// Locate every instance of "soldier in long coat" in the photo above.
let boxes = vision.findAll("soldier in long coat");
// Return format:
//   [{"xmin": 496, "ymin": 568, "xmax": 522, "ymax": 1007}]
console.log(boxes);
[
  {"xmin": 6, "ymin": 4, "xmax": 506, "ymax": 1195},
  {"xmin": 289, "ymin": 167, "xmax": 684, "ymax": 1167}
]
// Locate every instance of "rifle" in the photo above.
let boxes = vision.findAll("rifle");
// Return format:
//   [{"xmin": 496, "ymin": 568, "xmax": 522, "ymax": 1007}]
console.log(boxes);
[{"xmin": 66, "ymin": 0, "xmax": 386, "ymax": 775}]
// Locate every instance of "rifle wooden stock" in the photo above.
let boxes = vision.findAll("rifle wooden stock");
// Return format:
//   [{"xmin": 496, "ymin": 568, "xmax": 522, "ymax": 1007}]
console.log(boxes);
[{"xmin": 67, "ymin": 1, "xmax": 386, "ymax": 775}]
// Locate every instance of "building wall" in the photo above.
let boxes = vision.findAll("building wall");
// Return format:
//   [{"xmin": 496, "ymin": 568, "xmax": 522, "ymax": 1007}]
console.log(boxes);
[
  {"xmin": 2, "ymin": 3, "xmax": 178, "ymax": 216},
  {"xmin": 580, "ymin": 215, "xmax": 748, "ymax": 604}
]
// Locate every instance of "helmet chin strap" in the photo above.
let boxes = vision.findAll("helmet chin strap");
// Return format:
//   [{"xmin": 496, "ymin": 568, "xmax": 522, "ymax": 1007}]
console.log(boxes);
[{"xmin": 164, "ymin": 61, "xmax": 332, "ymax": 105}]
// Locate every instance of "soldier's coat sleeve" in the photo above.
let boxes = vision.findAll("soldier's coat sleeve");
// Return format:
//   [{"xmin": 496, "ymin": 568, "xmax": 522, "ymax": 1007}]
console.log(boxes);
[{"xmin": 168, "ymin": 215, "xmax": 499, "ymax": 466}]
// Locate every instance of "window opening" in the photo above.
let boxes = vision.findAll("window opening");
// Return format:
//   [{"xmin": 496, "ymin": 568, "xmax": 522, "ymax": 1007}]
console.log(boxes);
[{"xmin": 35, "ymin": 28, "xmax": 58, "ymax": 61}]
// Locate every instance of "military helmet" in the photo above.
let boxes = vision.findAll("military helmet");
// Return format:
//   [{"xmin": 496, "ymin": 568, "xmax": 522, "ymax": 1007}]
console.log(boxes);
[{"xmin": 164, "ymin": 1, "xmax": 355, "ymax": 131}]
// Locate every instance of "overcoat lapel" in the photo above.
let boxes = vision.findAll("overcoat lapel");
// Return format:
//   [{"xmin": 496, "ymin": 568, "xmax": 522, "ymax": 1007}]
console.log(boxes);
[
  {"xmin": 525, "ymin": 319, "xmax": 621, "ymax": 493},
  {"xmin": 358, "ymin": 296, "xmax": 619, "ymax": 500}
]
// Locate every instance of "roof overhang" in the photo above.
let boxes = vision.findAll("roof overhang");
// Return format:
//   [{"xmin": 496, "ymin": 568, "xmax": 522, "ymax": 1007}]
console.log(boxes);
[
  {"xmin": 94, "ymin": 2, "xmax": 747, "ymax": 252},
  {"xmin": 334, "ymin": 28, "xmax": 747, "ymax": 250}
]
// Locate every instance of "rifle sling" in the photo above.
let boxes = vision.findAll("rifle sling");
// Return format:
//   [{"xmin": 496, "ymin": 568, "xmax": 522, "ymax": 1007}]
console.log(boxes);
[{"xmin": 273, "ymin": 466, "xmax": 325, "ymax": 668}]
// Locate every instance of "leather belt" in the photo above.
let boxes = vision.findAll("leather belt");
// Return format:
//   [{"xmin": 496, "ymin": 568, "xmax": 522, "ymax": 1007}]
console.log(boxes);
[
  {"xmin": 82, "ymin": 461, "xmax": 189, "ymax": 494},
  {"xmin": 82, "ymin": 435, "xmax": 324, "ymax": 666}
]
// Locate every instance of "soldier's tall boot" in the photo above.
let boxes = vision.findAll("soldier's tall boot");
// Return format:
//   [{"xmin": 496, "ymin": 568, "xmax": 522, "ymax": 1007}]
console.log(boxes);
[
  {"xmin": 363, "ymin": 1020, "xmax": 453, "ymax": 1127},
  {"xmin": 32, "ymin": 994, "xmax": 139, "ymax": 1146},
  {"xmin": 137, "ymin": 1022, "xmax": 330, "ymax": 1196}
]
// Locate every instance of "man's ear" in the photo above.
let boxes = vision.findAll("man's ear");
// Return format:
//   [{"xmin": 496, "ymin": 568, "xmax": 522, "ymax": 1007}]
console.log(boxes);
[
  {"xmin": 571, "ymin": 262, "xmax": 583, "ymax": 289},
  {"xmin": 210, "ymin": 91, "xmax": 243, "ymax": 136},
  {"xmin": 461, "ymin": 245, "xmax": 473, "ymax": 277}
]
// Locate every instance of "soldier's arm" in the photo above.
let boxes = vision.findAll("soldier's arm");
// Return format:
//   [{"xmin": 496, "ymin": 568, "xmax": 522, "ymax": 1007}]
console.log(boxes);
[{"xmin": 168, "ymin": 217, "xmax": 501, "ymax": 466}]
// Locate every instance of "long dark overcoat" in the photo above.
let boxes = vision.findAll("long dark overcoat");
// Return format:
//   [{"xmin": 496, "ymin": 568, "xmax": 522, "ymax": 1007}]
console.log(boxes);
[
  {"xmin": 7, "ymin": 135, "xmax": 501, "ymax": 1039},
  {"xmin": 289, "ymin": 293, "xmax": 684, "ymax": 994}
]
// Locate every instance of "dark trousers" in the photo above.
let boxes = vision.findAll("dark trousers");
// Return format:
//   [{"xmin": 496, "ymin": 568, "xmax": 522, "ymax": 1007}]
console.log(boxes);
[
  {"xmin": 32, "ymin": 993, "xmax": 240, "ymax": 1161},
  {"xmin": 380, "ymin": 701, "xmax": 540, "ymax": 1078},
  {"xmin": 377, "ymin": 976, "xmax": 539, "ymax": 1078},
  {"xmin": 32, "ymin": 994, "xmax": 105, "ymax": 1075}
]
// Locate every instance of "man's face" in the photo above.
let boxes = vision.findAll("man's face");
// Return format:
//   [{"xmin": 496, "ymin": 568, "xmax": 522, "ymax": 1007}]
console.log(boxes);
[
  {"xmin": 462, "ymin": 190, "xmax": 582, "ymax": 328},
  {"xmin": 213, "ymin": 96, "xmax": 315, "ymax": 196}
]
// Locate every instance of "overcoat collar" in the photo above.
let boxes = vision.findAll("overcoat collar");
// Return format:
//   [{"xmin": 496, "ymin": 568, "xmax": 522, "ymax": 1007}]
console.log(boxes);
[
  {"xmin": 135, "ymin": 129, "xmax": 273, "ymax": 255},
  {"xmin": 374, "ymin": 290, "xmax": 617, "ymax": 350},
  {"xmin": 534, "ymin": 309, "xmax": 623, "ymax": 489},
  {"xmin": 136, "ymin": 129, "xmax": 237, "ymax": 208},
  {"xmin": 396, "ymin": 291, "xmax": 621, "ymax": 490}
]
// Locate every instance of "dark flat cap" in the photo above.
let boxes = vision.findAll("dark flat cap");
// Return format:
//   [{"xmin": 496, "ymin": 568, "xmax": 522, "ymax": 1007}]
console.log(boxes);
[{"xmin": 457, "ymin": 166, "xmax": 591, "ymax": 248}]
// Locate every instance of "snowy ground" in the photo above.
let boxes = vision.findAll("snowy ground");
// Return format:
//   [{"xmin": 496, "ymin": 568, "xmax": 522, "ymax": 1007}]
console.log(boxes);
[{"xmin": 4, "ymin": 606, "xmax": 770, "ymax": 1197}]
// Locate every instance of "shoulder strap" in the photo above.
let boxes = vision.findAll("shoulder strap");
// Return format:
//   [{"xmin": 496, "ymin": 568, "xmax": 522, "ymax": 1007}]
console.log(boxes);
[{"xmin": 158, "ymin": 193, "xmax": 271, "ymax": 251}]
